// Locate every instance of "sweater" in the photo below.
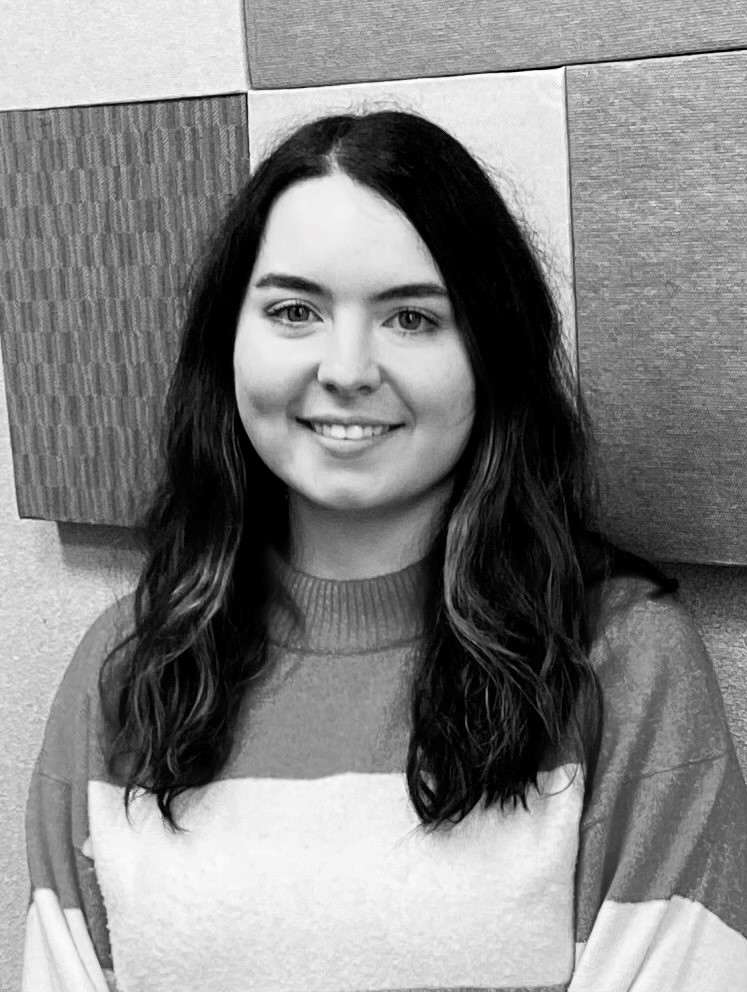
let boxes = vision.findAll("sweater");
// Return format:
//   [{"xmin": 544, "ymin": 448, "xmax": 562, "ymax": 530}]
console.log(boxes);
[{"xmin": 23, "ymin": 548, "xmax": 747, "ymax": 992}]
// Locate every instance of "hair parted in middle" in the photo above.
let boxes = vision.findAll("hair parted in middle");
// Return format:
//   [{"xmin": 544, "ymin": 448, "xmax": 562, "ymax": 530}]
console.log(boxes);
[{"xmin": 99, "ymin": 107, "xmax": 678, "ymax": 835}]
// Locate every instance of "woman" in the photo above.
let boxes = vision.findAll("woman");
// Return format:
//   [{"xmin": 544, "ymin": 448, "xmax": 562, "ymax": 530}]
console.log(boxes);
[{"xmin": 24, "ymin": 110, "xmax": 747, "ymax": 991}]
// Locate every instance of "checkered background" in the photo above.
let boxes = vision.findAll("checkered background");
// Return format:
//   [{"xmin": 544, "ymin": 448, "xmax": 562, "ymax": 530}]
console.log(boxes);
[{"xmin": 0, "ymin": 0, "xmax": 745, "ymax": 563}]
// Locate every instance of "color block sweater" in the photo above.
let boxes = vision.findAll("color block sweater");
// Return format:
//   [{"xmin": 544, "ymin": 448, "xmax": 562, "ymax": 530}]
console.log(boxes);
[{"xmin": 23, "ymin": 550, "xmax": 747, "ymax": 992}]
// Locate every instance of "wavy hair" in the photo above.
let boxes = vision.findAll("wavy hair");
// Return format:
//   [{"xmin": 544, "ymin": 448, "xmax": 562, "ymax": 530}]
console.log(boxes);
[{"xmin": 99, "ymin": 109, "xmax": 679, "ymax": 833}]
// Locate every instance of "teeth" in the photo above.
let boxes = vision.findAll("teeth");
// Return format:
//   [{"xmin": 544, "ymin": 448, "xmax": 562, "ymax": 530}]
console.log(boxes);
[{"xmin": 310, "ymin": 422, "xmax": 391, "ymax": 440}]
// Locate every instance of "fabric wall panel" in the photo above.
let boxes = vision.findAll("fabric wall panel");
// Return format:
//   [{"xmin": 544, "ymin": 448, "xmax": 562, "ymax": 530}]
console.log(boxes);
[
  {"xmin": 0, "ymin": 96, "xmax": 251, "ymax": 525},
  {"xmin": 568, "ymin": 52, "xmax": 747, "ymax": 565},
  {"xmin": 248, "ymin": 70, "xmax": 576, "ymax": 366},
  {"xmin": 0, "ymin": 0, "xmax": 247, "ymax": 112},
  {"xmin": 244, "ymin": 0, "xmax": 747, "ymax": 89}
]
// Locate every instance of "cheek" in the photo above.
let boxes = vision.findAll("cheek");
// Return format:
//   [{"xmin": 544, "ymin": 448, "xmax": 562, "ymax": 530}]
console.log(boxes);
[
  {"xmin": 233, "ymin": 351, "xmax": 296, "ymax": 478},
  {"xmin": 419, "ymin": 352, "xmax": 476, "ymax": 435},
  {"xmin": 233, "ymin": 333, "xmax": 299, "ymax": 425},
  {"xmin": 234, "ymin": 365, "xmax": 278, "ymax": 424}
]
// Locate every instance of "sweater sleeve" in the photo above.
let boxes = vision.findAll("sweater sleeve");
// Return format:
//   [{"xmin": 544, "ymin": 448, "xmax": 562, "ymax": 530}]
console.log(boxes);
[
  {"xmin": 570, "ymin": 581, "xmax": 747, "ymax": 990},
  {"xmin": 22, "ymin": 601, "xmax": 131, "ymax": 992}
]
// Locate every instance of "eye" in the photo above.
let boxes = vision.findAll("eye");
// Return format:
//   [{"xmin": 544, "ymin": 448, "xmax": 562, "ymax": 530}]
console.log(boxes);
[
  {"xmin": 265, "ymin": 302, "xmax": 439, "ymax": 334},
  {"xmin": 265, "ymin": 302, "xmax": 318, "ymax": 325},
  {"xmin": 390, "ymin": 309, "xmax": 439, "ymax": 335}
]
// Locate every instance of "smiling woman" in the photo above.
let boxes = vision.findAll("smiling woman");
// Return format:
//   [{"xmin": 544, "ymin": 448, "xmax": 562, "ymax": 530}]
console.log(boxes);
[
  {"xmin": 23, "ymin": 111, "xmax": 747, "ymax": 992},
  {"xmin": 233, "ymin": 172, "xmax": 475, "ymax": 577}
]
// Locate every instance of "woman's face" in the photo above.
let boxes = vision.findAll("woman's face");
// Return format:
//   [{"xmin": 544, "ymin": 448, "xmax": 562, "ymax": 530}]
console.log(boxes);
[{"xmin": 233, "ymin": 172, "xmax": 476, "ymax": 520}]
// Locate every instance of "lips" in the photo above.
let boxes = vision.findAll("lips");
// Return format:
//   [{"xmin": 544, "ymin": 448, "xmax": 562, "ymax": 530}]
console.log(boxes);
[
  {"xmin": 296, "ymin": 418, "xmax": 402, "ymax": 429},
  {"xmin": 297, "ymin": 419, "xmax": 402, "ymax": 441}
]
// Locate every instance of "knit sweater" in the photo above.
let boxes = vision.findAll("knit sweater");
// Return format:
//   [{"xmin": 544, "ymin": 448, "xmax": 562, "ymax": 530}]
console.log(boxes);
[{"xmin": 23, "ymin": 549, "xmax": 747, "ymax": 992}]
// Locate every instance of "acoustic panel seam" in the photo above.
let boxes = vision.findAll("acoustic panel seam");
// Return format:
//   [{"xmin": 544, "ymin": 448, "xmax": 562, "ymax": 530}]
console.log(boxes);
[
  {"xmin": 561, "ymin": 67, "xmax": 581, "ymax": 391},
  {"xmin": 564, "ymin": 45, "xmax": 747, "ymax": 72},
  {"xmin": 0, "ymin": 90, "xmax": 254, "ymax": 117},
  {"xmin": 244, "ymin": 0, "xmax": 260, "ymax": 90},
  {"xmin": 246, "ymin": 46, "xmax": 747, "ymax": 92},
  {"xmin": 237, "ymin": 0, "xmax": 253, "ymax": 93}
]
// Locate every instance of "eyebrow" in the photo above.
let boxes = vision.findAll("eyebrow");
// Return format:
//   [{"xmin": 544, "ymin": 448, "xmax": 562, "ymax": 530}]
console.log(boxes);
[{"xmin": 252, "ymin": 273, "xmax": 449, "ymax": 303}]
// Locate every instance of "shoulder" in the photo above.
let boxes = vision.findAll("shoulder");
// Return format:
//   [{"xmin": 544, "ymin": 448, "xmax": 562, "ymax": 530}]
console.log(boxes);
[
  {"xmin": 586, "ymin": 574, "xmax": 732, "ymax": 790},
  {"xmin": 35, "ymin": 591, "xmax": 136, "ymax": 782},
  {"xmin": 591, "ymin": 574, "xmax": 715, "ymax": 688},
  {"xmin": 65, "ymin": 591, "xmax": 136, "ymax": 697}
]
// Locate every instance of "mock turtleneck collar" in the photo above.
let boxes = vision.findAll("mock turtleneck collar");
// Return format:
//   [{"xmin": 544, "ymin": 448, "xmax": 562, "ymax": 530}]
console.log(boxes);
[{"xmin": 264, "ymin": 545, "xmax": 435, "ymax": 654}]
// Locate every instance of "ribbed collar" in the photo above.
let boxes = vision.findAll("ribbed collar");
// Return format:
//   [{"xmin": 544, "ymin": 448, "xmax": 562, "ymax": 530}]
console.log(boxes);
[{"xmin": 264, "ymin": 545, "xmax": 435, "ymax": 654}]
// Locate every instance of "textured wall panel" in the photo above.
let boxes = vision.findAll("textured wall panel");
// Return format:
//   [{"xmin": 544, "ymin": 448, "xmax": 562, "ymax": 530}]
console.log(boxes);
[
  {"xmin": 248, "ymin": 70, "xmax": 576, "ymax": 366},
  {"xmin": 0, "ymin": 96, "xmax": 251, "ymax": 525},
  {"xmin": 0, "ymin": 0, "xmax": 247, "ymax": 111},
  {"xmin": 243, "ymin": 0, "xmax": 747, "ymax": 89},
  {"xmin": 568, "ymin": 52, "xmax": 747, "ymax": 565}
]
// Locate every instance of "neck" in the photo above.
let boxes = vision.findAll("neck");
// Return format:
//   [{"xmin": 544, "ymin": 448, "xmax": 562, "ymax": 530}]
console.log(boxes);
[{"xmin": 286, "ymin": 484, "xmax": 451, "ymax": 580}]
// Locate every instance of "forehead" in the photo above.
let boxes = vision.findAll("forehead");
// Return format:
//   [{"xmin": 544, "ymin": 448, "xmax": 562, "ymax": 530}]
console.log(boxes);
[{"xmin": 255, "ymin": 174, "xmax": 440, "ymax": 281}]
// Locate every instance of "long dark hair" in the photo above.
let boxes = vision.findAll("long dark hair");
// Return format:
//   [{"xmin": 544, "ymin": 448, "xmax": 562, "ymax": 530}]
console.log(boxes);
[{"xmin": 99, "ymin": 109, "xmax": 678, "ymax": 833}]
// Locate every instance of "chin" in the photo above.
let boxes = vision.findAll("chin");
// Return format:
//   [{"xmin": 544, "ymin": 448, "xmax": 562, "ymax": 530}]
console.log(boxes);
[{"xmin": 300, "ymin": 485, "xmax": 389, "ymax": 514}]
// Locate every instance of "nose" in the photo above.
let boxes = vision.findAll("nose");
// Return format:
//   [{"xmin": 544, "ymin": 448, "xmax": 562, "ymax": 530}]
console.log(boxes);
[{"xmin": 316, "ymin": 319, "xmax": 381, "ymax": 394}]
